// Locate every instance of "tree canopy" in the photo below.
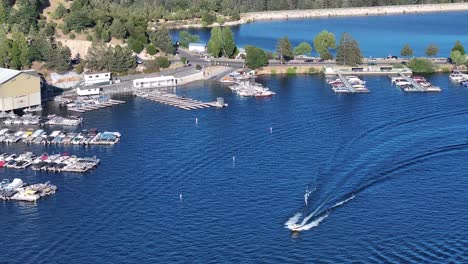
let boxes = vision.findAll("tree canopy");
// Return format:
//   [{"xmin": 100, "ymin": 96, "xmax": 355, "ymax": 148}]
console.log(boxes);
[
  {"xmin": 451, "ymin": 41, "xmax": 465, "ymax": 56},
  {"xmin": 425, "ymin": 44, "xmax": 439, "ymax": 56},
  {"xmin": 245, "ymin": 46, "xmax": 268, "ymax": 69},
  {"xmin": 207, "ymin": 26, "xmax": 236, "ymax": 58},
  {"xmin": 336, "ymin": 33, "xmax": 362, "ymax": 66},
  {"xmin": 293, "ymin": 42, "xmax": 312, "ymax": 56},
  {"xmin": 313, "ymin": 30, "xmax": 336, "ymax": 59},
  {"xmin": 401, "ymin": 43, "xmax": 413, "ymax": 57},
  {"xmin": 276, "ymin": 36, "xmax": 293, "ymax": 62}
]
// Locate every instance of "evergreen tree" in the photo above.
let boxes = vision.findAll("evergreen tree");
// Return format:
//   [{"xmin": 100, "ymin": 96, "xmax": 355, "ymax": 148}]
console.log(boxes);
[
  {"xmin": 54, "ymin": 3, "xmax": 67, "ymax": 19},
  {"xmin": 110, "ymin": 19, "xmax": 127, "ymax": 39},
  {"xmin": 0, "ymin": 28, "xmax": 10, "ymax": 68},
  {"xmin": 401, "ymin": 43, "xmax": 413, "ymax": 57},
  {"xmin": 451, "ymin": 40, "xmax": 465, "ymax": 55},
  {"xmin": 425, "ymin": 44, "xmax": 439, "ymax": 56},
  {"xmin": 207, "ymin": 26, "xmax": 222, "ymax": 57},
  {"xmin": 276, "ymin": 36, "xmax": 293, "ymax": 62},
  {"xmin": 179, "ymin": 31, "xmax": 200, "ymax": 48},
  {"xmin": 221, "ymin": 27, "xmax": 236, "ymax": 58},
  {"xmin": 336, "ymin": 32, "xmax": 362, "ymax": 66},
  {"xmin": 10, "ymin": 29, "xmax": 30, "ymax": 69},
  {"xmin": 46, "ymin": 43, "xmax": 71, "ymax": 73},
  {"xmin": 150, "ymin": 26, "xmax": 174, "ymax": 54},
  {"xmin": 0, "ymin": 3, "xmax": 6, "ymax": 25}
]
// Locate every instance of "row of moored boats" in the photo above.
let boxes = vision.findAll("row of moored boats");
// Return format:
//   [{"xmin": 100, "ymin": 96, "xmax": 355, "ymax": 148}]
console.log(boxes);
[
  {"xmin": 0, "ymin": 152, "xmax": 100, "ymax": 173},
  {"xmin": 449, "ymin": 70, "xmax": 468, "ymax": 87},
  {"xmin": 391, "ymin": 75, "xmax": 441, "ymax": 92},
  {"xmin": 0, "ymin": 128, "xmax": 121, "ymax": 145},
  {"xmin": 327, "ymin": 75, "xmax": 369, "ymax": 93},
  {"xmin": 1, "ymin": 113, "xmax": 82, "ymax": 126},
  {"xmin": 229, "ymin": 81, "xmax": 276, "ymax": 98},
  {"xmin": 0, "ymin": 178, "xmax": 57, "ymax": 202}
]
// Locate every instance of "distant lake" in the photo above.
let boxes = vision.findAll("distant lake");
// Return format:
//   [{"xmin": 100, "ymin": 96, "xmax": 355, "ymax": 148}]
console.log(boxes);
[{"xmin": 172, "ymin": 11, "xmax": 468, "ymax": 57}]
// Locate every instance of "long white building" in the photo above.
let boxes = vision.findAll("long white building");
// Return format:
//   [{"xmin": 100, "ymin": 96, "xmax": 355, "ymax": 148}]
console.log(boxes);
[{"xmin": 133, "ymin": 76, "xmax": 181, "ymax": 89}]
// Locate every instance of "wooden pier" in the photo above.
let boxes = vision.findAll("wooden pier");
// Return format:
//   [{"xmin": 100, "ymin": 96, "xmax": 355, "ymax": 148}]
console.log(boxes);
[
  {"xmin": 136, "ymin": 92, "xmax": 227, "ymax": 111},
  {"xmin": 68, "ymin": 99, "xmax": 126, "ymax": 113}
]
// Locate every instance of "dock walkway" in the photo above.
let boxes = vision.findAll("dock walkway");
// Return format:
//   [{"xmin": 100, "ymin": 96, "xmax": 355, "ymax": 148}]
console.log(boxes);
[
  {"xmin": 337, "ymin": 74, "xmax": 356, "ymax": 93},
  {"xmin": 136, "ymin": 91, "xmax": 226, "ymax": 110},
  {"xmin": 397, "ymin": 73, "xmax": 441, "ymax": 92}
]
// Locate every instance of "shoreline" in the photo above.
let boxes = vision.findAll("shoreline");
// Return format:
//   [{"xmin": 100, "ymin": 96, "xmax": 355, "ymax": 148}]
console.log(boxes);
[{"xmin": 168, "ymin": 3, "xmax": 468, "ymax": 29}]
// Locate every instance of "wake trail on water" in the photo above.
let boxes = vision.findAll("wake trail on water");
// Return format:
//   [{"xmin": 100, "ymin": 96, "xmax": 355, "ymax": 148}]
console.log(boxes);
[{"xmin": 285, "ymin": 114, "xmax": 468, "ymax": 232}]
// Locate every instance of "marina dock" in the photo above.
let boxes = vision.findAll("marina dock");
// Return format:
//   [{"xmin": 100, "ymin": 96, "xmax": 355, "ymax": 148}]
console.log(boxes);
[
  {"xmin": 0, "ymin": 178, "xmax": 57, "ymax": 202},
  {"xmin": 0, "ymin": 152, "xmax": 100, "ymax": 173},
  {"xmin": 136, "ymin": 91, "xmax": 227, "ymax": 110},
  {"xmin": 67, "ymin": 99, "xmax": 126, "ymax": 113},
  {"xmin": 0, "ymin": 128, "xmax": 121, "ymax": 146},
  {"xmin": 395, "ymin": 73, "xmax": 441, "ymax": 92},
  {"xmin": 327, "ymin": 74, "xmax": 369, "ymax": 93}
]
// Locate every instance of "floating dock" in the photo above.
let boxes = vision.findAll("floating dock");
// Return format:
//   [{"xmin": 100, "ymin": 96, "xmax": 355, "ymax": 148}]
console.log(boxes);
[
  {"xmin": 0, "ymin": 178, "xmax": 57, "ymax": 202},
  {"xmin": 395, "ymin": 73, "xmax": 441, "ymax": 92},
  {"xmin": 67, "ymin": 99, "xmax": 126, "ymax": 113},
  {"xmin": 136, "ymin": 91, "xmax": 227, "ymax": 111},
  {"xmin": 327, "ymin": 74, "xmax": 369, "ymax": 93},
  {"xmin": 0, "ymin": 128, "xmax": 121, "ymax": 146},
  {"xmin": 0, "ymin": 152, "xmax": 100, "ymax": 174}
]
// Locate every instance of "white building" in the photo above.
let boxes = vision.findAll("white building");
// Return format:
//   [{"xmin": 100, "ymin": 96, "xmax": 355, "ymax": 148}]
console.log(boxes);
[
  {"xmin": 83, "ymin": 72, "xmax": 111, "ymax": 86},
  {"xmin": 133, "ymin": 76, "xmax": 181, "ymax": 89},
  {"xmin": 77, "ymin": 86, "xmax": 101, "ymax": 96},
  {"xmin": 188, "ymin": 43, "xmax": 206, "ymax": 53}
]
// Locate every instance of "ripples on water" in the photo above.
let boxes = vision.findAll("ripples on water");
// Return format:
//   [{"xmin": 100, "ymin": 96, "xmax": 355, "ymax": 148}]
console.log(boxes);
[{"xmin": 0, "ymin": 74, "xmax": 467, "ymax": 263}]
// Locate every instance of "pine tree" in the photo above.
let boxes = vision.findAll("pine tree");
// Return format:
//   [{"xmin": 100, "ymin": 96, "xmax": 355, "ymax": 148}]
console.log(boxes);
[
  {"xmin": 0, "ymin": 28, "xmax": 10, "ymax": 68},
  {"xmin": 401, "ymin": 43, "xmax": 413, "ymax": 57},
  {"xmin": 207, "ymin": 26, "xmax": 222, "ymax": 57},
  {"xmin": 451, "ymin": 40, "xmax": 465, "ymax": 55},
  {"xmin": 276, "ymin": 36, "xmax": 293, "ymax": 62},
  {"xmin": 336, "ymin": 33, "xmax": 362, "ymax": 66},
  {"xmin": 150, "ymin": 26, "xmax": 174, "ymax": 54},
  {"xmin": 0, "ymin": 3, "xmax": 7, "ymax": 25},
  {"xmin": 221, "ymin": 27, "xmax": 236, "ymax": 58},
  {"xmin": 425, "ymin": 44, "xmax": 439, "ymax": 56},
  {"xmin": 110, "ymin": 19, "xmax": 127, "ymax": 39},
  {"xmin": 10, "ymin": 29, "xmax": 30, "ymax": 69}
]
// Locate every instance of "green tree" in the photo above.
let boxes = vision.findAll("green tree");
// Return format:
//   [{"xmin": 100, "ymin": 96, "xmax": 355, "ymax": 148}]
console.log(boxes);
[
  {"xmin": 0, "ymin": 3, "xmax": 7, "ymax": 24},
  {"xmin": 10, "ymin": 29, "xmax": 30, "ymax": 69},
  {"xmin": 276, "ymin": 36, "xmax": 293, "ymax": 62},
  {"xmin": 178, "ymin": 31, "xmax": 200, "ymax": 48},
  {"xmin": 425, "ymin": 44, "xmax": 439, "ymax": 56},
  {"xmin": 45, "ymin": 43, "xmax": 71, "ymax": 73},
  {"xmin": 207, "ymin": 26, "xmax": 222, "ymax": 57},
  {"xmin": 109, "ymin": 19, "xmax": 127, "ymax": 39},
  {"xmin": 407, "ymin": 58, "xmax": 437, "ymax": 73},
  {"xmin": 146, "ymin": 44, "xmax": 158, "ymax": 55},
  {"xmin": 150, "ymin": 26, "xmax": 174, "ymax": 54},
  {"xmin": 143, "ymin": 59, "xmax": 160, "ymax": 73},
  {"xmin": 313, "ymin": 30, "xmax": 336, "ymax": 59},
  {"xmin": 293, "ymin": 42, "xmax": 312, "ymax": 56},
  {"xmin": 54, "ymin": 3, "xmax": 67, "ymax": 19},
  {"xmin": 245, "ymin": 45, "xmax": 268, "ymax": 69},
  {"xmin": 336, "ymin": 32, "xmax": 362, "ymax": 66},
  {"xmin": 128, "ymin": 37, "xmax": 145, "ymax": 53},
  {"xmin": 221, "ymin": 27, "xmax": 236, "ymax": 58},
  {"xmin": 155, "ymin": 56, "xmax": 171, "ymax": 68},
  {"xmin": 451, "ymin": 40, "xmax": 465, "ymax": 55},
  {"xmin": 110, "ymin": 45, "xmax": 136, "ymax": 73},
  {"xmin": 401, "ymin": 43, "xmax": 413, "ymax": 57},
  {"xmin": 450, "ymin": 50, "xmax": 467, "ymax": 68},
  {"xmin": 0, "ymin": 28, "xmax": 10, "ymax": 68},
  {"xmin": 201, "ymin": 12, "xmax": 216, "ymax": 25}
]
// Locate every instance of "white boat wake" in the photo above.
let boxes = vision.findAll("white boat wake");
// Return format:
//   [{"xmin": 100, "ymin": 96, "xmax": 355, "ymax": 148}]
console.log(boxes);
[
  {"xmin": 285, "ymin": 194, "xmax": 356, "ymax": 232},
  {"xmin": 304, "ymin": 186, "xmax": 316, "ymax": 207}
]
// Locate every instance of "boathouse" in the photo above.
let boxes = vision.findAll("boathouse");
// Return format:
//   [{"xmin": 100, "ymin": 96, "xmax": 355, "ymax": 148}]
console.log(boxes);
[
  {"xmin": 133, "ymin": 76, "xmax": 181, "ymax": 89},
  {"xmin": 0, "ymin": 68, "xmax": 41, "ymax": 111},
  {"xmin": 83, "ymin": 72, "xmax": 111, "ymax": 86},
  {"xmin": 188, "ymin": 43, "xmax": 206, "ymax": 53}
]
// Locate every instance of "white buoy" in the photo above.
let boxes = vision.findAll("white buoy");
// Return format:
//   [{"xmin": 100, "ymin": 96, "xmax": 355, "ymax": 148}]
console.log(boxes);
[
  {"xmin": 195, "ymin": 117, "xmax": 198, "ymax": 125},
  {"xmin": 270, "ymin": 127, "xmax": 273, "ymax": 134},
  {"xmin": 179, "ymin": 193, "xmax": 183, "ymax": 201}
]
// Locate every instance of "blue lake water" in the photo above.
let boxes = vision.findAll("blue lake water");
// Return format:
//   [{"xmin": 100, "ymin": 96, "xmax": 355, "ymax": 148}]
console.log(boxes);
[
  {"xmin": 173, "ymin": 11, "xmax": 468, "ymax": 57},
  {"xmin": 1, "ymin": 73, "xmax": 467, "ymax": 263}
]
